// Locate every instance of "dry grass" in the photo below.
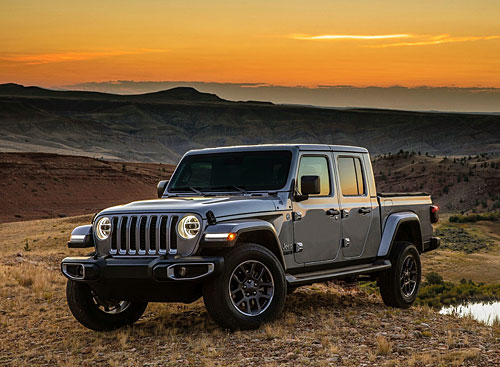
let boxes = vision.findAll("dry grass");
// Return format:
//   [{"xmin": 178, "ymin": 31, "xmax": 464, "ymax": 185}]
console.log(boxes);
[
  {"xmin": 376, "ymin": 335, "xmax": 393, "ymax": 356},
  {"xmin": 0, "ymin": 215, "xmax": 499, "ymax": 366},
  {"xmin": 422, "ymin": 220, "xmax": 500, "ymax": 284}
]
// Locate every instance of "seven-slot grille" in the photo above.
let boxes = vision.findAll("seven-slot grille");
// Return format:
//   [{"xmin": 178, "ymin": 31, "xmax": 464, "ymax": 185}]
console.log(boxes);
[{"xmin": 109, "ymin": 215, "xmax": 179, "ymax": 255}]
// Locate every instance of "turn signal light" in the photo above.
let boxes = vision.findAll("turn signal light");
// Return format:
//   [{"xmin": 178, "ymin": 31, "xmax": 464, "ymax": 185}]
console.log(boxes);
[{"xmin": 227, "ymin": 232, "xmax": 237, "ymax": 241}]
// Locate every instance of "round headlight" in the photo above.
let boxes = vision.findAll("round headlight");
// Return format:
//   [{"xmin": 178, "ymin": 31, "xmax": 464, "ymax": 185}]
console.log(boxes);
[
  {"xmin": 177, "ymin": 215, "xmax": 200, "ymax": 239},
  {"xmin": 96, "ymin": 217, "xmax": 111, "ymax": 240}
]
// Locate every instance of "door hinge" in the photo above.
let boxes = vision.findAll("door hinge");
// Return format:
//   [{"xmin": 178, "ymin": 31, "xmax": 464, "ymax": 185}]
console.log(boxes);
[
  {"xmin": 292, "ymin": 212, "xmax": 302, "ymax": 221},
  {"xmin": 342, "ymin": 238, "xmax": 351, "ymax": 248},
  {"xmin": 295, "ymin": 242, "xmax": 304, "ymax": 253}
]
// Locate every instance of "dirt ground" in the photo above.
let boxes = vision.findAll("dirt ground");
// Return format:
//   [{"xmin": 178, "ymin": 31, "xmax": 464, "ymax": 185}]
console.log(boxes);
[{"xmin": 1, "ymin": 216, "xmax": 499, "ymax": 366}]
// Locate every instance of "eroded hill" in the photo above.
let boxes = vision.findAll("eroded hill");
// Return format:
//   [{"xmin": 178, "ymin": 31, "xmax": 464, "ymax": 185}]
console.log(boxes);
[
  {"xmin": 1, "ymin": 83, "xmax": 499, "ymax": 163},
  {"xmin": 0, "ymin": 153, "xmax": 174, "ymax": 223},
  {"xmin": 373, "ymin": 152, "xmax": 500, "ymax": 213}
]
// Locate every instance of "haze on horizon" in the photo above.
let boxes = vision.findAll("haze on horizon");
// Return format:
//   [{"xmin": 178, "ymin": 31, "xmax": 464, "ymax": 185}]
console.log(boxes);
[{"xmin": 1, "ymin": 0, "xmax": 500, "ymax": 111}]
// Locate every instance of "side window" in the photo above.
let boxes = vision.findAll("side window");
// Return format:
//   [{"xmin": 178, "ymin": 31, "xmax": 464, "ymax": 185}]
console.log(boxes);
[
  {"xmin": 338, "ymin": 157, "xmax": 366, "ymax": 196},
  {"xmin": 297, "ymin": 156, "xmax": 331, "ymax": 196}
]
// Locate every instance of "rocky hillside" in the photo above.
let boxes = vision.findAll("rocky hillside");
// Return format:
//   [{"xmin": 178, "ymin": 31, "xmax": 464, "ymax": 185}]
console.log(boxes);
[
  {"xmin": 0, "ymin": 153, "xmax": 174, "ymax": 223},
  {"xmin": 372, "ymin": 151, "xmax": 500, "ymax": 213},
  {"xmin": 2, "ymin": 150, "xmax": 499, "ymax": 224},
  {"xmin": 1, "ymin": 83, "xmax": 499, "ymax": 163}
]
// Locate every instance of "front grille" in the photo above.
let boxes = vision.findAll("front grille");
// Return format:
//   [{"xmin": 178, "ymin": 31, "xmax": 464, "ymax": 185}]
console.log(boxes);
[{"xmin": 109, "ymin": 214, "xmax": 179, "ymax": 256}]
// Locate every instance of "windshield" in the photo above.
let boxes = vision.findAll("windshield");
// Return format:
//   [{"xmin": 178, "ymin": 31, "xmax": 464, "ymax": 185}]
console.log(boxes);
[{"xmin": 169, "ymin": 150, "xmax": 292, "ymax": 192}]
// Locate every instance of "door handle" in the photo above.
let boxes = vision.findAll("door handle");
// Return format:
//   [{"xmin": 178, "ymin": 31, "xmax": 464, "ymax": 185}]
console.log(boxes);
[
  {"xmin": 359, "ymin": 207, "xmax": 371, "ymax": 215},
  {"xmin": 326, "ymin": 209, "xmax": 340, "ymax": 216}
]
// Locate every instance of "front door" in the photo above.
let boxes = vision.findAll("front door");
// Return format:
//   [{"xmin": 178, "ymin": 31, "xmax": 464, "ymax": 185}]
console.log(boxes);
[
  {"xmin": 293, "ymin": 154, "xmax": 342, "ymax": 264},
  {"xmin": 335, "ymin": 154, "xmax": 374, "ymax": 258}
]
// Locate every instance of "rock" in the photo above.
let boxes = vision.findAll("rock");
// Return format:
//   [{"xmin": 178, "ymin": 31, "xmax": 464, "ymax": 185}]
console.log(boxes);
[{"xmin": 411, "ymin": 330, "xmax": 423, "ymax": 338}]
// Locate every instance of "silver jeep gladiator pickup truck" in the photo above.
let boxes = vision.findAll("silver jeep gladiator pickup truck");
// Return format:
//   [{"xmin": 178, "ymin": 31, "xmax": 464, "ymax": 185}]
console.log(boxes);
[{"xmin": 61, "ymin": 144, "xmax": 440, "ymax": 331}]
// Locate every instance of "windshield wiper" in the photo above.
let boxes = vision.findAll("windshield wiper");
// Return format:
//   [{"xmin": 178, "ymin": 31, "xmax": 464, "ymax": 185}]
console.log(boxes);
[
  {"xmin": 206, "ymin": 185, "xmax": 248, "ymax": 194},
  {"xmin": 188, "ymin": 186, "xmax": 204, "ymax": 195},
  {"xmin": 230, "ymin": 185, "xmax": 248, "ymax": 193},
  {"xmin": 169, "ymin": 187, "xmax": 212, "ymax": 196}
]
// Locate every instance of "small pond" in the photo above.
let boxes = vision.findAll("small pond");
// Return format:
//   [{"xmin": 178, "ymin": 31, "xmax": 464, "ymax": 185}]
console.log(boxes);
[{"xmin": 440, "ymin": 302, "xmax": 500, "ymax": 325}]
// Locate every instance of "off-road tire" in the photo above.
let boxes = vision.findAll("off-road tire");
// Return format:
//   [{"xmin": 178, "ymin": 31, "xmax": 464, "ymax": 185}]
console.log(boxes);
[
  {"xmin": 66, "ymin": 280, "xmax": 148, "ymax": 331},
  {"xmin": 378, "ymin": 241, "xmax": 421, "ymax": 308},
  {"xmin": 203, "ymin": 243, "xmax": 286, "ymax": 330}
]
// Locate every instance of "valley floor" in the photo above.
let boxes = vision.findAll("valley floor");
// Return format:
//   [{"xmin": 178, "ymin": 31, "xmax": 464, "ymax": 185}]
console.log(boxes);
[
  {"xmin": 1, "ymin": 216, "xmax": 499, "ymax": 366},
  {"xmin": 424, "ymin": 221, "xmax": 500, "ymax": 284}
]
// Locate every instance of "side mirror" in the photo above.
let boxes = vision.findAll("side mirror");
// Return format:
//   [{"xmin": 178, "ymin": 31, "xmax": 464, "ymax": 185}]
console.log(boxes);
[
  {"xmin": 293, "ymin": 175, "xmax": 320, "ymax": 202},
  {"xmin": 301, "ymin": 175, "xmax": 320, "ymax": 195},
  {"xmin": 157, "ymin": 180, "xmax": 169, "ymax": 198}
]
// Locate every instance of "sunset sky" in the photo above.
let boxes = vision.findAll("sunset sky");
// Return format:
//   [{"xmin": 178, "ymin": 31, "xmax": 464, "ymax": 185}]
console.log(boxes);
[{"xmin": 1, "ymin": 0, "xmax": 500, "ymax": 88}]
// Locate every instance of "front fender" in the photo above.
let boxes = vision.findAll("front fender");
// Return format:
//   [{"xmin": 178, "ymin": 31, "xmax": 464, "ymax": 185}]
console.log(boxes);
[
  {"xmin": 201, "ymin": 219, "xmax": 280, "ymax": 246},
  {"xmin": 67, "ymin": 225, "xmax": 95, "ymax": 248},
  {"xmin": 200, "ymin": 218, "xmax": 286, "ymax": 267},
  {"xmin": 377, "ymin": 212, "xmax": 422, "ymax": 257}
]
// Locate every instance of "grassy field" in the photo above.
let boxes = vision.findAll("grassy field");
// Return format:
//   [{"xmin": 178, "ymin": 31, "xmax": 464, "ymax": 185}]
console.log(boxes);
[
  {"xmin": 1, "ymin": 216, "xmax": 500, "ymax": 366},
  {"xmin": 424, "ymin": 219, "xmax": 500, "ymax": 284}
]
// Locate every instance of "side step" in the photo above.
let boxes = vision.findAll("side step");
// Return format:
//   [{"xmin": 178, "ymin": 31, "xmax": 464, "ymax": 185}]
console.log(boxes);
[{"xmin": 286, "ymin": 259, "xmax": 391, "ymax": 286}]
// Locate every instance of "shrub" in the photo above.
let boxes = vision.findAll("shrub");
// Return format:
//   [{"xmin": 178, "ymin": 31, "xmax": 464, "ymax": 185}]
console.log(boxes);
[
  {"xmin": 417, "ymin": 275, "xmax": 500, "ymax": 308},
  {"xmin": 426, "ymin": 272, "xmax": 444, "ymax": 285},
  {"xmin": 448, "ymin": 212, "xmax": 500, "ymax": 223}
]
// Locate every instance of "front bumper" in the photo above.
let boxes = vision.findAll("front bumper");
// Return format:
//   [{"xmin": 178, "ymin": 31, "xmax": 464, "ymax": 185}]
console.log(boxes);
[{"xmin": 61, "ymin": 255, "xmax": 224, "ymax": 282}]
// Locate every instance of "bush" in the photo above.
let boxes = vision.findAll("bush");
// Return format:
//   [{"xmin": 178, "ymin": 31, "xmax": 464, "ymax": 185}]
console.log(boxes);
[
  {"xmin": 417, "ymin": 275, "xmax": 500, "ymax": 308},
  {"xmin": 426, "ymin": 272, "xmax": 444, "ymax": 285},
  {"xmin": 449, "ymin": 212, "xmax": 500, "ymax": 223}
]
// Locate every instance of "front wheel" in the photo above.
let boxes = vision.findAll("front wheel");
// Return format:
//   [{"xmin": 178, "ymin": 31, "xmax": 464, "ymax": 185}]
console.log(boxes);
[
  {"xmin": 203, "ymin": 243, "xmax": 286, "ymax": 330},
  {"xmin": 378, "ymin": 241, "xmax": 421, "ymax": 308},
  {"xmin": 66, "ymin": 280, "xmax": 148, "ymax": 331}
]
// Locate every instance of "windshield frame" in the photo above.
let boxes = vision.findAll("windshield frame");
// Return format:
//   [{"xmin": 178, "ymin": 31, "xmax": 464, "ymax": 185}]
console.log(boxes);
[{"xmin": 165, "ymin": 148, "xmax": 297, "ymax": 196}]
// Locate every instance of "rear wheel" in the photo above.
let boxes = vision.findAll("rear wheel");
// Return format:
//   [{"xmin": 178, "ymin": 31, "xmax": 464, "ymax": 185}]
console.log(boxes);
[
  {"xmin": 203, "ymin": 243, "xmax": 286, "ymax": 330},
  {"xmin": 66, "ymin": 280, "xmax": 148, "ymax": 331},
  {"xmin": 378, "ymin": 241, "xmax": 421, "ymax": 308}
]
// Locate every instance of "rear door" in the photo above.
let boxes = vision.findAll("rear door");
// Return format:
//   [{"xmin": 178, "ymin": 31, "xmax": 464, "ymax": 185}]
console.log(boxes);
[
  {"xmin": 335, "ymin": 154, "xmax": 374, "ymax": 258},
  {"xmin": 292, "ymin": 153, "xmax": 342, "ymax": 264}
]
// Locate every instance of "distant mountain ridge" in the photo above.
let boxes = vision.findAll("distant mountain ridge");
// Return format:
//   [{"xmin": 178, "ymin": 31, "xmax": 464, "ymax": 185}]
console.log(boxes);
[
  {"xmin": 0, "ymin": 83, "xmax": 499, "ymax": 163},
  {"xmin": 0, "ymin": 83, "xmax": 228, "ymax": 103}
]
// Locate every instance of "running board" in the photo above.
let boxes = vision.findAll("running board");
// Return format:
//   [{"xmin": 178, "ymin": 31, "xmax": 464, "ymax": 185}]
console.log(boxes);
[{"xmin": 286, "ymin": 260, "xmax": 391, "ymax": 286}]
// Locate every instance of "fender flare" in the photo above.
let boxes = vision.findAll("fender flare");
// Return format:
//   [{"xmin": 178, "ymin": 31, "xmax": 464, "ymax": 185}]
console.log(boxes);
[
  {"xmin": 377, "ymin": 212, "xmax": 422, "ymax": 257},
  {"xmin": 201, "ymin": 219, "xmax": 285, "ymax": 265}
]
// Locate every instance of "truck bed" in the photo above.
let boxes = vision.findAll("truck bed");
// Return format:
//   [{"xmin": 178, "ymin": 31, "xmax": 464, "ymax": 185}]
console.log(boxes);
[{"xmin": 377, "ymin": 192, "xmax": 433, "ymax": 246}]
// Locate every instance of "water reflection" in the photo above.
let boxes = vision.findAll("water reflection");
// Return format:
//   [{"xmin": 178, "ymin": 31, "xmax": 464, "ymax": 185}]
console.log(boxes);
[{"xmin": 440, "ymin": 302, "xmax": 500, "ymax": 325}]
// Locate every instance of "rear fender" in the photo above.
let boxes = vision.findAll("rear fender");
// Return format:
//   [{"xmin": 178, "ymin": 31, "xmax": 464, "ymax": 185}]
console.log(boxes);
[{"xmin": 377, "ymin": 212, "xmax": 423, "ymax": 257}]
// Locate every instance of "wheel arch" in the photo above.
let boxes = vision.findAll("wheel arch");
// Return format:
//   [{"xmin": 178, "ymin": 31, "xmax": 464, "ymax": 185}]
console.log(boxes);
[
  {"xmin": 377, "ymin": 212, "xmax": 423, "ymax": 257},
  {"xmin": 200, "ymin": 219, "xmax": 286, "ymax": 267},
  {"xmin": 235, "ymin": 230, "xmax": 285, "ymax": 267}
]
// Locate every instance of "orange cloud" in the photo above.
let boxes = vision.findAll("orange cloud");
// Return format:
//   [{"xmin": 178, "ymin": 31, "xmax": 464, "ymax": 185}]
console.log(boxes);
[
  {"xmin": 291, "ymin": 34, "xmax": 411, "ymax": 40},
  {"xmin": 0, "ymin": 49, "xmax": 167, "ymax": 65},
  {"xmin": 290, "ymin": 33, "xmax": 500, "ymax": 48},
  {"xmin": 370, "ymin": 34, "xmax": 500, "ymax": 47}
]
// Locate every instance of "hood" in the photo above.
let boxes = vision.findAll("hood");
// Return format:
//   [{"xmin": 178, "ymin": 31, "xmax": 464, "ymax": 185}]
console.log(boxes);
[{"xmin": 98, "ymin": 195, "xmax": 282, "ymax": 219}]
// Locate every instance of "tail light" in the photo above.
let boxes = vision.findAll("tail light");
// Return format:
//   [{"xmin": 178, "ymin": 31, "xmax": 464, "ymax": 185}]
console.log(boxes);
[{"xmin": 430, "ymin": 205, "xmax": 439, "ymax": 223}]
